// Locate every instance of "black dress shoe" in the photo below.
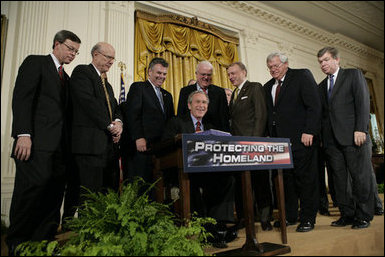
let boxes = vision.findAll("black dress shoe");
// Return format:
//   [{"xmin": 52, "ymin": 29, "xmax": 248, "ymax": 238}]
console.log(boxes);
[
  {"xmin": 273, "ymin": 220, "xmax": 296, "ymax": 228},
  {"xmin": 331, "ymin": 217, "xmax": 354, "ymax": 227},
  {"xmin": 351, "ymin": 220, "xmax": 370, "ymax": 229},
  {"xmin": 296, "ymin": 221, "xmax": 314, "ymax": 232},
  {"xmin": 224, "ymin": 227, "xmax": 238, "ymax": 243},
  {"xmin": 261, "ymin": 221, "xmax": 273, "ymax": 231},
  {"xmin": 374, "ymin": 207, "xmax": 384, "ymax": 215},
  {"xmin": 319, "ymin": 208, "xmax": 330, "ymax": 216}
]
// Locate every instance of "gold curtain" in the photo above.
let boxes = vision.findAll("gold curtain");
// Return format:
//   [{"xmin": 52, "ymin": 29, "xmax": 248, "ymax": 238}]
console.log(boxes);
[{"xmin": 134, "ymin": 11, "xmax": 239, "ymax": 111}]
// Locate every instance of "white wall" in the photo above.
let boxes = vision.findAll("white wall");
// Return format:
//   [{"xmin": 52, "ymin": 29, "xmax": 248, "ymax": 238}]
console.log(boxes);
[{"xmin": 1, "ymin": 1, "xmax": 383, "ymax": 225}]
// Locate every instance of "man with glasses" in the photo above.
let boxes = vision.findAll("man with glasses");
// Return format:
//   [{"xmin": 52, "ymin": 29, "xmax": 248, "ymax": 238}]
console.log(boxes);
[
  {"xmin": 7, "ymin": 30, "xmax": 81, "ymax": 255},
  {"xmin": 177, "ymin": 61, "xmax": 230, "ymax": 132},
  {"xmin": 264, "ymin": 52, "xmax": 321, "ymax": 232},
  {"xmin": 69, "ymin": 42, "xmax": 122, "ymax": 207}
]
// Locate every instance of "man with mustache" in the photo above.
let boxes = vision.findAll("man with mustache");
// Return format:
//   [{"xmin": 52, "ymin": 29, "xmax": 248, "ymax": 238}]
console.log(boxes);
[{"xmin": 7, "ymin": 30, "xmax": 81, "ymax": 255}]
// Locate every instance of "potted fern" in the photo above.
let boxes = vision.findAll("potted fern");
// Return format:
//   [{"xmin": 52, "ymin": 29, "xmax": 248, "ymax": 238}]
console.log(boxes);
[{"xmin": 16, "ymin": 178, "xmax": 214, "ymax": 256}]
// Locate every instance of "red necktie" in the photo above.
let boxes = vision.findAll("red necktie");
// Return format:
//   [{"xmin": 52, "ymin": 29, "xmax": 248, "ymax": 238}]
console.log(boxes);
[
  {"xmin": 274, "ymin": 80, "xmax": 282, "ymax": 105},
  {"xmin": 202, "ymin": 88, "xmax": 207, "ymax": 94},
  {"xmin": 58, "ymin": 65, "xmax": 64, "ymax": 80},
  {"xmin": 195, "ymin": 121, "xmax": 201, "ymax": 132}
]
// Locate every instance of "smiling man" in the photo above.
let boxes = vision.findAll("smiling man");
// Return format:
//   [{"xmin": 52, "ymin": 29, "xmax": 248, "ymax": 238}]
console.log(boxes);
[
  {"xmin": 177, "ymin": 61, "xmax": 230, "ymax": 132},
  {"xmin": 162, "ymin": 91, "xmax": 237, "ymax": 248},
  {"xmin": 120, "ymin": 57, "xmax": 174, "ymax": 191}
]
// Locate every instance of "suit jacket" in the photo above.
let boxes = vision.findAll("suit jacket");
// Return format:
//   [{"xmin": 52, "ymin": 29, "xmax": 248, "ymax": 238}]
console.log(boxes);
[
  {"xmin": 229, "ymin": 81, "xmax": 267, "ymax": 137},
  {"xmin": 177, "ymin": 83, "xmax": 230, "ymax": 132},
  {"xmin": 70, "ymin": 64, "xmax": 121, "ymax": 155},
  {"xmin": 264, "ymin": 68, "xmax": 321, "ymax": 151},
  {"xmin": 162, "ymin": 114, "xmax": 213, "ymax": 140},
  {"xmin": 319, "ymin": 68, "xmax": 370, "ymax": 146},
  {"xmin": 122, "ymin": 80, "xmax": 174, "ymax": 149},
  {"xmin": 12, "ymin": 55, "xmax": 69, "ymax": 152}
]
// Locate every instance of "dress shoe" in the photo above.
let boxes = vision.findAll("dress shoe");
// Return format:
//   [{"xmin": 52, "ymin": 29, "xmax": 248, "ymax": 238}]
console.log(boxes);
[
  {"xmin": 224, "ymin": 227, "xmax": 238, "ymax": 243},
  {"xmin": 205, "ymin": 223, "xmax": 228, "ymax": 248},
  {"xmin": 273, "ymin": 219, "xmax": 296, "ymax": 228},
  {"xmin": 374, "ymin": 207, "xmax": 384, "ymax": 215},
  {"xmin": 319, "ymin": 208, "xmax": 330, "ymax": 216},
  {"xmin": 351, "ymin": 220, "xmax": 370, "ymax": 229},
  {"xmin": 261, "ymin": 221, "xmax": 273, "ymax": 231},
  {"xmin": 296, "ymin": 221, "xmax": 314, "ymax": 232},
  {"xmin": 331, "ymin": 217, "xmax": 354, "ymax": 227}
]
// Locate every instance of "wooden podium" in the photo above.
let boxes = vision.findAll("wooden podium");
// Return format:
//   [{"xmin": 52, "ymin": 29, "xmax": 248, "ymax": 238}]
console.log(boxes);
[{"xmin": 152, "ymin": 134, "xmax": 291, "ymax": 255}]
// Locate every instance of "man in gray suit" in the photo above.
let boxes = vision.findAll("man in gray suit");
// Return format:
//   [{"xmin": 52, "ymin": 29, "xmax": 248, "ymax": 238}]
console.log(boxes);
[
  {"xmin": 317, "ymin": 46, "xmax": 374, "ymax": 229},
  {"xmin": 227, "ymin": 62, "xmax": 273, "ymax": 231}
]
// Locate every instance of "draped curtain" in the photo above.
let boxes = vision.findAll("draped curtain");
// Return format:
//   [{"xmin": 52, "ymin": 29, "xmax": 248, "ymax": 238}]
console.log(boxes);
[{"xmin": 134, "ymin": 11, "xmax": 239, "ymax": 111}]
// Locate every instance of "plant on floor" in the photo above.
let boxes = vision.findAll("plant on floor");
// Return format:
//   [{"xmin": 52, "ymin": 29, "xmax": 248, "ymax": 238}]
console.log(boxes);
[
  {"xmin": 378, "ymin": 183, "xmax": 384, "ymax": 193},
  {"xmin": 16, "ymin": 178, "xmax": 214, "ymax": 256}
]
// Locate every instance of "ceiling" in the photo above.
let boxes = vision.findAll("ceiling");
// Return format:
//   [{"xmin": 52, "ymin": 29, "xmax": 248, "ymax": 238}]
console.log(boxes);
[{"xmin": 259, "ymin": 1, "xmax": 384, "ymax": 52}]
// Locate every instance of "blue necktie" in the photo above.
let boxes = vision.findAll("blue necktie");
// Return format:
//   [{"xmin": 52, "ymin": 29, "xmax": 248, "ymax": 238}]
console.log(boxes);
[
  {"xmin": 155, "ymin": 87, "xmax": 164, "ymax": 112},
  {"xmin": 328, "ymin": 75, "xmax": 334, "ymax": 100}
]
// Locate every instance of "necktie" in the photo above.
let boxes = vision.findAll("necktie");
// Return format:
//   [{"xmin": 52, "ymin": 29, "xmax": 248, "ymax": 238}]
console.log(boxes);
[
  {"xmin": 101, "ymin": 75, "xmax": 113, "ymax": 122},
  {"xmin": 195, "ymin": 120, "xmax": 201, "ymax": 132},
  {"xmin": 202, "ymin": 87, "xmax": 208, "ymax": 94},
  {"xmin": 274, "ymin": 80, "xmax": 282, "ymax": 105},
  {"xmin": 58, "ymin": 65, "xmax": 64, "ymax": 81},
  {"xmin": 155, "ymin": 87, "xmax": 164, "ymax": 112},
  {"xmin": 233, "ymin": 87, "xmax": 240, "ymax": 102},
  {"xmin": 328, "ymin": 74, "xmax": 334, "ymax": 100}
]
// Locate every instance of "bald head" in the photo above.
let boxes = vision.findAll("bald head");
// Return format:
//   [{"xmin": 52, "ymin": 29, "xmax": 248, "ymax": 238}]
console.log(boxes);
[{"xmin": 91, "ymin": 42, "xmax": 116, "ymax": 74}]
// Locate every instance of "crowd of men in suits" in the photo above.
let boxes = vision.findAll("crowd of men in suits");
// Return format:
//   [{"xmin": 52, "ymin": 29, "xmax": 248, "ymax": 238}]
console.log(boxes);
[{"xmin": 6, "ymin": 29, "xmax": 383, "ymax": 254}]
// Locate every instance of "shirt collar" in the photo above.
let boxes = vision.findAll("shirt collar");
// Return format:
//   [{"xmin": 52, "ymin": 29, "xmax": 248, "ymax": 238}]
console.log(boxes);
[
  {"xmin": 91, "ymin": 63, "xmax": 102, "ymax": 77},
  {"xmin": 50, "ymin": 54, "xmax": 61, "ymax": 70},
  {"xmin": 276, "ymin": 75, "xmax": 286, "ymax": 85},
  {"xmin": 190, "ymin": 114, "xmax": 203, "ymax": 129},
  {"xmin": 237, "ymin": 79, "xmax": 247, "ymax": 91}
]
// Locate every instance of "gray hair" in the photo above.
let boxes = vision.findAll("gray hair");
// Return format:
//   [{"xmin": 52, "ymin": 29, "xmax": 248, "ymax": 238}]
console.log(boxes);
[
  {"xmin": 228, "ymin": 62, "xmax": 248, "ymax": 76},
  {"xmin": 266, "ymin": 52, "xmax": 288, "ymax": 64},
  {"xmin": 187, "ymin": 90, "xmax": 209, "ymax": 105},
  {"xmin": 196, "ymin": 60, "xmax": 213, "ymax": 72},
  {"xmin": 91, "ymin": 43, "xmax": 102, "ymax": 56}
]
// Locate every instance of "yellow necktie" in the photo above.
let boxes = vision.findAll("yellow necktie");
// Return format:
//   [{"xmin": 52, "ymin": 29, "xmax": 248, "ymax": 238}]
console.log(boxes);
[
  {"xmin": 101, "ymin": 75, "xmax": 113, "ymax": 122},
  {"xmin": 233, "ymin": 87, "xmax": 240, "ymax": 101}
]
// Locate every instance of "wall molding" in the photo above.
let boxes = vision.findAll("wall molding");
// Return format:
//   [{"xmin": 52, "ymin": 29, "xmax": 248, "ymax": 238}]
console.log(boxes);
[{"xmin": 219, "ymin": 1, "xmax": 384, "ymax": 63}]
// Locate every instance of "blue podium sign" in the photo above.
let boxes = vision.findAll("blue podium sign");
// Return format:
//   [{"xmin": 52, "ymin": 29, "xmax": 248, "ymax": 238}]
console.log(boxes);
[{"xmin": 182, "ymin": 134, "xmax": 293, "ymax": 173}]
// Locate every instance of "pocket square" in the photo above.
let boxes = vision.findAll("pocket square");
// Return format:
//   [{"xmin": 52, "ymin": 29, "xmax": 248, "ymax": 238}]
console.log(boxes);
[{"xmin": 241, "ymin": 96, "xmax": 248, "ymax": 100}]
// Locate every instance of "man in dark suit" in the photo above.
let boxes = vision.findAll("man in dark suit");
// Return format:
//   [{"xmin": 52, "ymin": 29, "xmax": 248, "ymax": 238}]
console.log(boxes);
[
  {"xmin": 163, "ymin": 91, "xmax": 236, "ymax": 248},
  {"xmin": 70, "ymin": 42, "xmax": 122, "ymax": 205},
  {"xmin": 7, "ymin": 30, "xmax": 81, "ymax": 254},
  {"xmin": 317, "ymin": 46, "xmax": 374, "ymax": 229},
  {"xmin": 264, "ymin": 52, "xmax": 321, "ymax": 232},
  {"xmin": 227, "ymin": 62, "xmax": 273, "ymax": 231},
  {"xmin": 120, "ymin": 58, "xmax": 174, "ymax": 188},
  {"xmin": 177, "ymin": 61, "xmax": 230, "ymax": 132}
]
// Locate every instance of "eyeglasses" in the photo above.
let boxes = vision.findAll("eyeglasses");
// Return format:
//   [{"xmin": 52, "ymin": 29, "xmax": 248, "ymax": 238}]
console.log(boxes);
[
  {"xmin": 197, "ymin": 72, "xmax": 212, "ymax": 77},
  {"xmin": 62, "ymin": 42, "xmax": 79, "ymax": 55},
  {"xmin": 98, "ymin": 51, "xmax": 115, "ymax": 62},
  {"xmin": 267, "ymin": 62, "xmax": 283, "ymax": 71}
]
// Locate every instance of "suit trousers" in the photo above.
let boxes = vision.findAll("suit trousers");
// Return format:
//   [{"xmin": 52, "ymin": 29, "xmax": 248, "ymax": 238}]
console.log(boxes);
[
  {"xmin": 284, "ymin": 146, "xmax": 319, "ymax": 224},
  {"xmin": 7, "ymin": 150, "xmax": 66, "ymax": 246},
  {"xmin": 75, "ymin": 144, "xmax": 120, "ymax": 208},
  {"xmin": 324, "ymin": 135, "xmax": 374, "ymax": 221}
]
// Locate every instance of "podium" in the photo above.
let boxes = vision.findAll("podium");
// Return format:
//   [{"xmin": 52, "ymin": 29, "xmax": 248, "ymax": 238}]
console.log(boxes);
[{"xmin": 152, "ymin": 134, "xmax": 291, "ymax": 255}]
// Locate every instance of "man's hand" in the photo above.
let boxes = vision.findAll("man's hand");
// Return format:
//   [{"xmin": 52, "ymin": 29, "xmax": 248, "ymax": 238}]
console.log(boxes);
[
  {"xmin": 354, "ymin": 131, "xmax": 366, "ymax": 146},
  {"xmin": 301, "ymin": 133, "xmax": 314, "ymax": 147},
  {"xmin": 136, "ymin": 138, "xmax": 147, "ymax": 152},
  {"xmin": 14, "ymin": 136, "xmax": 32, "ymax": 161},
  {"xmin": 108, "ymin": 120, "xmax": 123, "ymax": 137}
]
